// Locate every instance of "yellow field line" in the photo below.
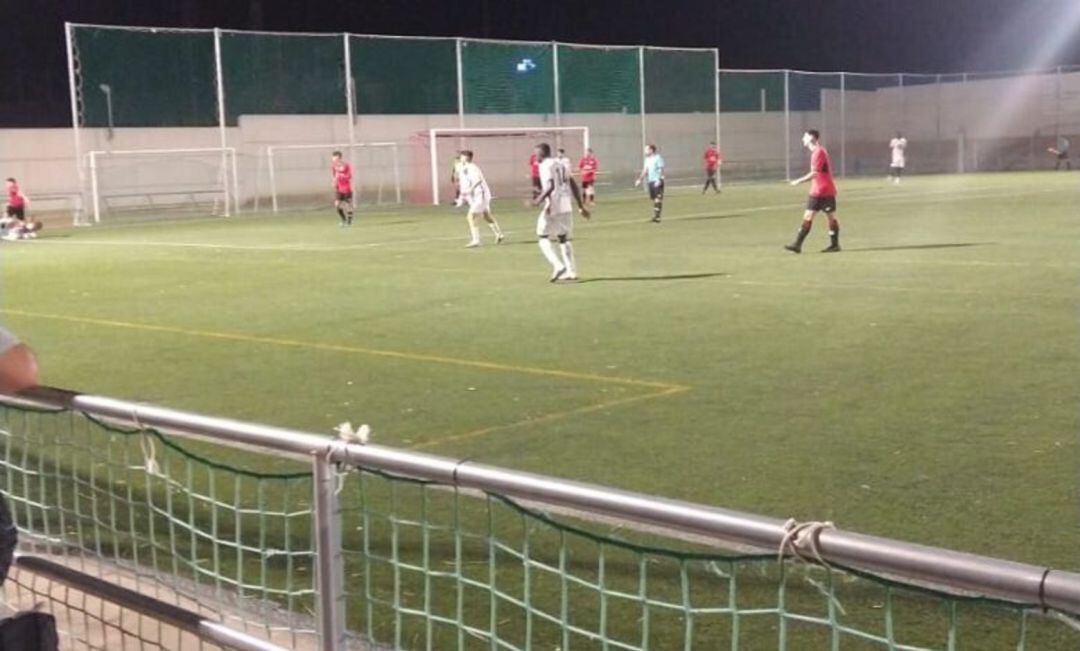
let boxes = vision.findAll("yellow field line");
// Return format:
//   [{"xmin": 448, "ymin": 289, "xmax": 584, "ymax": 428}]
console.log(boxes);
[
  {"xmin": 411, "ymin": 384, "xmax": 689, "ymax": 450},
  {"xmin": 0, "ymin": 308, "xmax": 686, "ymax": 392}
]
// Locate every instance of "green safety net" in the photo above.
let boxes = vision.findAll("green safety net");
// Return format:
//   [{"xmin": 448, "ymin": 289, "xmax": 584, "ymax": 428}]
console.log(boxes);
[
  {"xmin": 461, "ymin": 40, "xmax": 555, "ymax": 115},
  {"xmin": 643, "ymin": 48, "xmax": 716, "ymax": 114},
  {"xmin": 72, "ymin": 26, "xmax": 217, "ymax": 128},
  {"xmin": 219, "ymin": 31, "xmax": 346, "ymax": 125},
  {"xmin": 719, "ymin": 70, "xmax": 785, "ymax": 112},
  {"xmin": 557, "ymin": 45, "xmax": 641, "ymax": 115},
  {"xmin": 350, "ymin": 36, "xmax": 458, "ymax": 115},
  {"xmin": 1, "ymin": 401, "xmax": 1077, "ymax": 649}
]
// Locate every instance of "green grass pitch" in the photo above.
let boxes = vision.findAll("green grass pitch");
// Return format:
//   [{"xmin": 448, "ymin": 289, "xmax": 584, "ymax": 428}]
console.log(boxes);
[{"xmin": 2, "ymin": 171, "xmax": 1076, "ymax": 573}]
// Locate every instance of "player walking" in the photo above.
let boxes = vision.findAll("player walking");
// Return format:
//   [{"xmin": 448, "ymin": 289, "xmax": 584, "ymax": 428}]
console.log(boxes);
[
  {"xmin": 578, "ymin": 148, "xmax": 598, "ymax": 205},
  {"xmin": 330, "ymin": 151, "xmax": 354, "ymax": 226},
  {"xmin": 785, "ymin": 129, "xmax": 840, "ymax": 254},
  {"xmin": 528, "ymin": 152, "xmax": 542, "ymax": 201},
  {"xmin": 888, "ymin": 133, "xmax": 907, "ymax": 184},
  {"xmin": 634, "ymin": 145, "xmax": 665, "ymax": 223},
  {"xmin": 459, "ymin": 151, "xmax": 504, "ymax": 248},
  {"xmin": 534, "ymin": 143, "xmax": 589, "ymax": 282},
  {"xmin": 702, "ymin": 142, "xmax": 722, "ymax": 194}
]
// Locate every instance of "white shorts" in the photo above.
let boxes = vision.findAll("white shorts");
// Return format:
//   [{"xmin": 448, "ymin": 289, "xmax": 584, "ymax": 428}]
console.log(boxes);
[
  {"xmin": 467, "ymin": 195, "xmax": 490, "ymax": 214},
  {"xmin": 536, "ymin": 210, "xmax": 573, "ymax": 238}
]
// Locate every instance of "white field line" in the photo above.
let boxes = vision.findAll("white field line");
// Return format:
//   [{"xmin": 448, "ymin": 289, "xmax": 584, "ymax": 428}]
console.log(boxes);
[{"xmin": 26, "ymin": 186, "xmax": 1065, "ymax": 255}]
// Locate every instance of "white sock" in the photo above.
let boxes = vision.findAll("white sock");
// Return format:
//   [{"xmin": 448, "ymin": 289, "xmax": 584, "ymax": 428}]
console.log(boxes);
[
  {"xmin": 559, "ymin": 241, "xmax": 576, "ymax": 276},
  {"xmin": 469, "ymin": 223, "xmax": 480, "ymax": 243},
  {"xmin": 537, "ymin": 238, "xmax": 562, "ymax": 269}
]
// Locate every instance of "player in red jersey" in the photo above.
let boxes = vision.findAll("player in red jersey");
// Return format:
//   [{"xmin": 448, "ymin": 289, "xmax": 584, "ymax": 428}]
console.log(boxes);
[
  {"xmin": 1, "ymin": 178, "xmax": 41, "ymax": 241},
  {"xmin": 702, "ymin": 142, "xmax": 722, "ymax": 194},
  {"xmin": 330, "ymin": 151, "xmax": 354, "ymax": 226},
  {"xmin": 578, "ymin": 148, "xmax": 598, "ymax": 205},
  {"xmin": 785, "ymin": 130, "xmax": 840, "ymax": 253},
  {"xmin": 528, "ymin": 153, "xmax": 542, "ymax": 201}
]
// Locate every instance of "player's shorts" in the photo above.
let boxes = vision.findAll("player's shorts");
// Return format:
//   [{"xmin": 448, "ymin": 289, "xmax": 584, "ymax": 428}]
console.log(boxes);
[
  {"xmin": 335, "ymin": 191, "xmax": 353, "ymax": 202},
  {"xmin": 1058, "ymin": 151, "xmax": 1070, "ymax": 160},
  {"xmin": 582, "ymin": 179, "xmax": 595, "ymax": 190},
  {"xmin": 705, "ymin": 168, "xmax": 717, "ymax": 178},
  {"xmin": 5, "ymin": 205, "xmax": 25, "ymax": 221},
  {"xmin": 806, "ymin": 195, "xmax": 837, "ymax": 213},
  {"xmin": 648, "ymin": 181, "xmax": 664, "ymax": 201},
  {"xmin": 531, "ymin": 177, "xmax": 542, "ymax": 192},
  {"xmin": 467, "ymin": 193, "xmax": 490, "ymax": 214},
  {"xmin": 536, "ymin": 209, "xmax": 573, "ymax": 239},
  {"xmin": 889, "ymin": 165, "xmax": 903, "ymax": 177}
]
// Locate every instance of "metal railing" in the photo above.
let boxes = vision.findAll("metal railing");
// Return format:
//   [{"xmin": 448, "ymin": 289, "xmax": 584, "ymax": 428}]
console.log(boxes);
[{"xmin": 5, "ymin": 385, "xmax": 1080, "ymax": 649}]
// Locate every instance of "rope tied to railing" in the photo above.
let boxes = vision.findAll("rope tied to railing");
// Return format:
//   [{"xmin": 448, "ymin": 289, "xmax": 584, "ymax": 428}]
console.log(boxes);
[{"xmin": 778, "ymin": 518, "xmax": 836, "ymax": 567}]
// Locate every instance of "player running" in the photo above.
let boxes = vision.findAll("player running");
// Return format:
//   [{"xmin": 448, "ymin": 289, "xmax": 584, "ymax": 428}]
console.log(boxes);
[
  {"xmin": 459, "ymin": 151, "xmax": 504, "ymax": 248},
  {"xmin": 634, "ymin": 145, "xmax": 665, "ymax": 223},
  {"xmin": 528, "ymin": 152, "xmax": 542, "ymax": 201},
  {"xmin": 888, "ymin": 133, "xmax": 907, "ymax": 184},
  {"xmin": 578, "ymin": 148, "xmax": 598, "ymax": 205},
  {"xmin": 330, "ymin": 151, "xmax": 354, "ymax": 226},
  {"xmin": 702, "ymin": 142, "xmax": 722, "ymax": 194},
  {"xmin": 785, "ymin": 129, "xmax": 840, "ymax": 254},
  {"xmin": 534, "ymin": 143, "xmax": 589, "ymax": 282}
]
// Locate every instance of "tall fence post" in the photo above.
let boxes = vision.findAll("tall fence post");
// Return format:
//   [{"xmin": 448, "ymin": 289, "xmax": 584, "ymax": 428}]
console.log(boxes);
[
  {"xmin": 344, "ymin": 33, "xmax": 356, "ymax": 150},
  {"xmin": 552, "ymin": 42, "xmax": 561, "ymax": 128},
  {"xmin": 312, "ymin": 452, "xmax": 345, "ymax": 651},
  {"xmin": 839, "ymin": 72, "xmax": 846, "ymax": 178},
  {"xmin": 638, "ymin": 47, "xmax": 647, "ymax": 153},
  {"xmin": 784, "ymin": 69, "xmax": 791, "ymax": 181},
  {"xmin": 455, "ymin": 38, "xmax": 465, "ymax": 129},
  {"xmin": 212, "ymin": 28, "xmax": 232, "ymax": 216},
  {"xmin": 65, "ymin": 22, "xmax": 87, "ymax": 225}
]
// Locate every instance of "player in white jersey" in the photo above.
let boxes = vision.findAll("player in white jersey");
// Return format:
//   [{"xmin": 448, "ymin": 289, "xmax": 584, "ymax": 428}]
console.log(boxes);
[
  {"xmin": 888, "ymin": 133, "xmax": 907, "ymax": 184},
  {"xmin": 534, "ymin": 143, "xmax": 589, "ymax": 282},
  {"xmin": 458, "ymin": 151, "xmax": 504, "ymax": 247}
]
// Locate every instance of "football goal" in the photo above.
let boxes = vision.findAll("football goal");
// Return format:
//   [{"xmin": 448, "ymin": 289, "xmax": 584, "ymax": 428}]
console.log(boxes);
[
  {"xmin": 86, "ymin": 147, "xmax": 239, "ymax": 224},
  {"xmin": 428, "ymin": 126, "xmax": 590, "ymax": 205},
  {"xmin": 264, "ymin": 142, "xmax": 403, "ymax": 213}
]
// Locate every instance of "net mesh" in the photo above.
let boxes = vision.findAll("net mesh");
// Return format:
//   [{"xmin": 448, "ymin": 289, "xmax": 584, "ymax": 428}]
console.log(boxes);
[
  {"xmin": 642, "ymin": 49, "xmax": 717, "ymax": 182},
  {"xmin": 266, "ymin": 143, "xmax": 402, "ymax": 211},
  {"xmin": 461, "ymin": 40, "xmax": 555, "ymax": 117},
  {"xmin": 718, "ymin": 70, "xmax": 787, "ymax": 181},
  {"xmin": 219, "ymin": 32, "xmax": 346, "ymax": 125},
  {"xmin": 350, "ymin": 36, "xmax": 458, "ymax": 115},
  {"xmin": 72, "ymin": 26, "xmax": 217, "ymax": 128},
  {"xmin": 1, "ymin": 401, "xmax": 1079, "ymax": 649}
]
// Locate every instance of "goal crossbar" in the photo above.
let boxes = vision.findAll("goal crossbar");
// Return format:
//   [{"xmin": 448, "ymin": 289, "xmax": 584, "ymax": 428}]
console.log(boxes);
[
  {"xmin": 265, "ymin": 141, "xmax": 402, "ymax": 212},
  {"xmin": 428, "ymin": 126, "xmax": 589, "ymax": 205},
  {"xmin": 87, "ymin": 147, "xmax": 239, "ymax": 223}
]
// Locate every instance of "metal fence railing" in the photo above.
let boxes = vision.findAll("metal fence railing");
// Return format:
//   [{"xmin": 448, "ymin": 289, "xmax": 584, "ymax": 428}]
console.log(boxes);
[{"xmin": 1, "ymin": 386, "xmax": 1079, "ymax": 650}]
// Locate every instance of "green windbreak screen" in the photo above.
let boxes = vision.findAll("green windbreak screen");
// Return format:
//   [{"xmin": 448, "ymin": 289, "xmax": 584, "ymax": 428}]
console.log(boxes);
[
  {"xmin": 643, "ymin": 48, "xmax": 716, "ymax": 113},
  {"xmin": 219, "ymin": 32, "xmax": 345, "ymax": 125},
  {"xmin": 720, "ymin": 71, "xmax": 785, "ymax": 112},
  {"xmin": 557, "ymin": 45, "xmax": 640, "ymax": 114},
  {"xmin": 461, "ymin": 40, "xmax": 554, "ymax": 114},
  {"xmin": 73, "ymin": 27, "xmax": 217, "ymax": 128},
  {"xmin": 350, "ymin": 36, "xmax": 457, "ymax": 115}
]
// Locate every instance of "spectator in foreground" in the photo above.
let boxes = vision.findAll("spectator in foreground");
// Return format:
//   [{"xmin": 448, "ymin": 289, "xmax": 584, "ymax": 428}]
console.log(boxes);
[{"xmin": 0, "ymin": 326, "xmax": 38, "ymax": 393}]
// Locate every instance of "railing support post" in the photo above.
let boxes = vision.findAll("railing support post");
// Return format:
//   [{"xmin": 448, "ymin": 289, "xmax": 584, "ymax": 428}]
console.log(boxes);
[{"xmin": 313, "ymin": 451, "xmax": 346, "ymax": 651}]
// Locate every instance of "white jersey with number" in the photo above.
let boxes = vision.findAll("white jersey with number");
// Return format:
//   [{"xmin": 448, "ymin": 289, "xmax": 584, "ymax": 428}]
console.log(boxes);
[
  {"xmin": 539, "ymin": 158, "xmax": 572, "ymax": 215},
  {"xmin": 890, "ymin": 138, "xmax": 907, "ymax": 167}
]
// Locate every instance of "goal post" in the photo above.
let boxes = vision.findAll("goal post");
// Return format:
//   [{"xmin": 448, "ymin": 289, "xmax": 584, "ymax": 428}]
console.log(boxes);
[
  {"xmin": 265, "ymin": 142, "xmax": 403, "ymax": 213},
  {"xmin": 429, "ymin": 126, "xmax": 590, "ymax": 205},
  {"xmin": 86, "ymin": 147, "xmax": 239, "ymax": 224}
]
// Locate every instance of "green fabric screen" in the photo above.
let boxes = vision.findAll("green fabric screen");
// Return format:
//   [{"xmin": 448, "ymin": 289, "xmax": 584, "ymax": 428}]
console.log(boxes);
[
  {"xmin": 73, "ymin": 27, "xmax": 217, "ymax": 128},
  {"xmin": 350, "ymin": 36, "xmax": 458, "ymax": 115},
  {"xmin": 643, "ymin": 48, "xmax": 716, "ymax": 113},
  {"xmin": 461, "ymin": 40, "xmax": 554, "ymax": 114},
  {"xmin": 556, "ymin": 45, "xmax": 641, "ymax": 114}
]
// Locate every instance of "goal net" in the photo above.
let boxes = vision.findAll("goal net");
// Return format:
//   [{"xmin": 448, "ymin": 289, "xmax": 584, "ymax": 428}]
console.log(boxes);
[
  {"xmin": 263, "ymin": 142, "xmax": 404, "ymax": 213},
  {"xmin": 86, "ymin": 147, "xmax": 239, "ymax": 224},
  {"xmin": 428, "ymin": 127, "xmax": 589, "ymax": 205}
]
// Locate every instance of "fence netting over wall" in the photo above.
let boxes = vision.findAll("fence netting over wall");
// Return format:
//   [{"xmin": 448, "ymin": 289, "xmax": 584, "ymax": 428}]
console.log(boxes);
[{"xmin": 2, "ymin": 401, "xmax": 1078, "ymax": 650}]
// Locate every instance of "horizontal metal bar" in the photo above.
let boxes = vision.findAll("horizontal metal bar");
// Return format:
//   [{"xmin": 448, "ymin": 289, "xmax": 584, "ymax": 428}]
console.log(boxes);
[
  {"xmin": 14, "ymin": 554, "xmax": 288, "ymax": 651},
  {"xmin": 8, "ymin": 386, "xmax": 1080, "ymax": 616}
]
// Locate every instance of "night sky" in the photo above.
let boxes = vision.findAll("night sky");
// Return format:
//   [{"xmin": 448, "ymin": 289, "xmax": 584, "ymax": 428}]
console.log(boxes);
[{"xmin": 2, "ymin": 0, "xmax": 1079, "ymax": 127}]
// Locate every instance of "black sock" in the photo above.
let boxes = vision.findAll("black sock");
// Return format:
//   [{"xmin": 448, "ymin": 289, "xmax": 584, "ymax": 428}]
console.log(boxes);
[
  {"xmin": 337, "ymin": 207, "xmax": 346, "ymax": 223},
  {"xmin": 347, "ymin": 210, "xmax": 354, "ymax": 224},
  {"xmin": 793, "ymin": 225, "xmax": 810, "ymax": 248},
  {"xmin": 829, "ymin": 222, "xmax": 840, "ymax": 247}
]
